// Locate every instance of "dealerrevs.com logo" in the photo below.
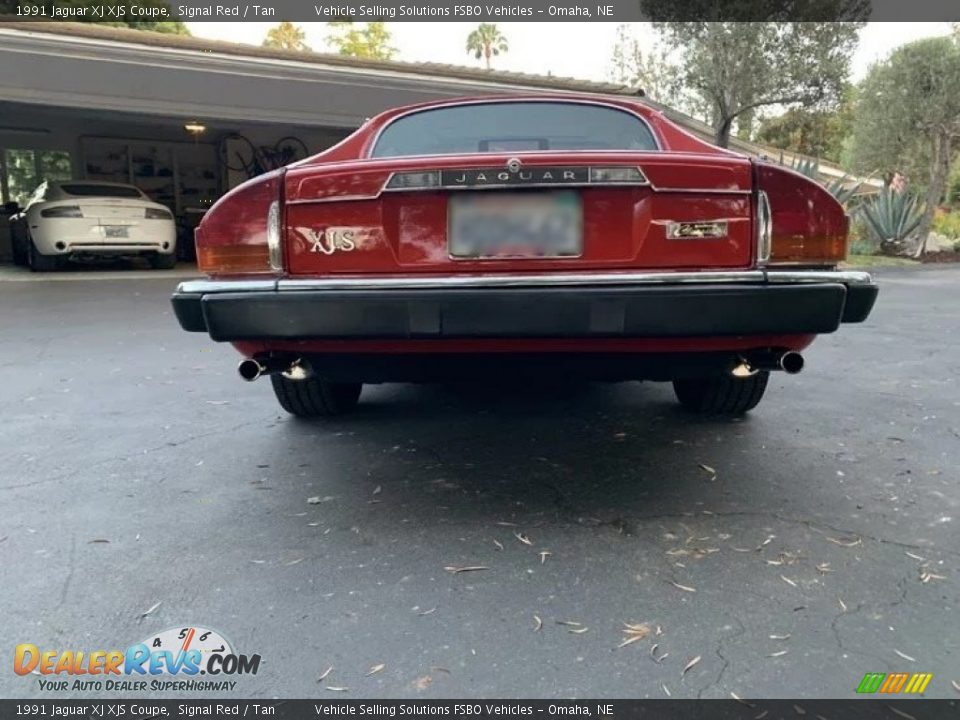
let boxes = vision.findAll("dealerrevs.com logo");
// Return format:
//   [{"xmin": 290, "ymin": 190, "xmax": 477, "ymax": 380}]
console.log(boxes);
[{"xmin": 14, "ymin": 626, "xmax": 261, "ymax": 692}]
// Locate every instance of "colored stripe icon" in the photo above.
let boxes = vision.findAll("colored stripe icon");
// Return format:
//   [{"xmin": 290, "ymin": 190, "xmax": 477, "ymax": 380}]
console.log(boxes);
[{"xmin": 856, "ymin": 672, "xmax": 933, "ymax": 694}]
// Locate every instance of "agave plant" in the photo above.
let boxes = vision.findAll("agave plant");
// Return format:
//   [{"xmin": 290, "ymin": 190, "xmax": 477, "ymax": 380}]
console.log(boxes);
[
  {"xmin": 858, "ymin": 187, "xmax": 925, "ymax": 255},
  {"xmin": 779, "ymin": 155, "xmax": 863, "ymax": 206}
]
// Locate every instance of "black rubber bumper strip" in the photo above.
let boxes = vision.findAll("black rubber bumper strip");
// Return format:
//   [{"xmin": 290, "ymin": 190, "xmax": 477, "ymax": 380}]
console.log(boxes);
[{"xmin": 172, "ymin": 283, "xmax": 857, "ymax": 341}]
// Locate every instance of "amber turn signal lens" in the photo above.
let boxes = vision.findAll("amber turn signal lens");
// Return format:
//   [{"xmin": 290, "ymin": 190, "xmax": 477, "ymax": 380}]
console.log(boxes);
[
  {"xmin": 769, "ymin": 234, "xmax": 847, "ymax": 265},
  {"xmin": 197, "ymin": 245, "xmax": 272, "ymax": 275}
]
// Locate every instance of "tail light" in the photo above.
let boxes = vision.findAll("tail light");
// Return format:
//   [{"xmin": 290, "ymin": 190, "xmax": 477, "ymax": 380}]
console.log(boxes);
[
  {"xmin": 756, "ymin": 162, "xmax": 847, "ymax": 266},
  {"xmin": 145, "ymin": 207, "xmax": 172, "ymax": 220},
  {"xmin": 196, "ymin": 170, "xmax": 283, "ymax": 276},
  {"xmin": 41, "ymin": 206, "xmax": 82, "ymax": 218}
]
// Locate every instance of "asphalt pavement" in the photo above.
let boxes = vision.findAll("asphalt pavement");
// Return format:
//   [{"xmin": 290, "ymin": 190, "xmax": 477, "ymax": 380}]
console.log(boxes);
[{"xmin": 1, "ymin": 264, "xmax": 957, "ymax": 699}]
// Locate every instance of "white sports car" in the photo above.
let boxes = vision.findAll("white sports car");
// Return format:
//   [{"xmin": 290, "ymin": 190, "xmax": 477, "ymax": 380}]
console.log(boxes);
[{"xmin": 10, "ymin": 181, "xmax": 177, "ymax": 271}]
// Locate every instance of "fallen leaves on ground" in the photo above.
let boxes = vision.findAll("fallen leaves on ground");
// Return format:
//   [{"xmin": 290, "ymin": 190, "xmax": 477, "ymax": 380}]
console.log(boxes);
[
  {"xmin": 826, "ymin": 535, "xmax": 862, "ymax": 547},
  {"xmin": 444, "ymin": 565, "xmax": 489, "ymax": 574},
  {"xmin": 514, "ymin": 532, "xmax": 533, "ymax": 546},
  {"xmin": 617, "ymin": 622, "xmax": 650, "ymax": 649},
  {"xmin": 670, "ymin": 581, "xmax": 697, "ymax": 593},
  {"xmin": 139, "ymin": 601, "xmax": 161, "ymax": 621},
  {"xmin": 894, "ymin": 649, "xmax": 916, "ymax": 663},
  {"xmin": 681, "ymin": 655, "xmax": 701, "ymax": 679},
  {"xmin": 366, "ymin": 663, "xmax": 385, "ymax": 676},
  {"xmin": 412, "ymin": 676, "xmax": 432, "ymax": 691},
  {"xmin": 317, "ymin": 666, "xmax": 333, "ymax": 682},
  {"xmin": 533, "ymin": 615, "xmax": 542, "ymax": 632}
]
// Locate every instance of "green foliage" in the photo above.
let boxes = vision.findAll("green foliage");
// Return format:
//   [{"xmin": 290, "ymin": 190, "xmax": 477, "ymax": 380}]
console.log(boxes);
[
  {"xmin": 465, "ymin": 24, "xmax": 508, "ymax": 70},
  {"xmin": 263, "ymin": 22, "xmax": 310, "ymax": 52},
  {"xmin": 932, "ymin": 210, "xmax": 960, "ymax": 240},
  {"xmin": 326, "ymin": 22, "xmax": 396, "ymax": 60},
  {"xmin": 859, "ymin": 188, "xmax": 925, "ymax": 255},
  {"xmin": 607, "ymin": 25, "xmax": 676, "ymax": 100},
  {"xmin": 755, "ymin": 86, "xmax": 856, "ymax": 162},
  {"xmin": 641, "ymin": 19, "xmax": 863, "ymax": 147}
]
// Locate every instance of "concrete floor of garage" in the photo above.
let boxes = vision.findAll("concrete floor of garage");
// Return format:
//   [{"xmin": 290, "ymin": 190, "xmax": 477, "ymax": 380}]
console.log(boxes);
[{"xmin": 0, "ymin": 265, "xmax": 957, "ymax": 699}]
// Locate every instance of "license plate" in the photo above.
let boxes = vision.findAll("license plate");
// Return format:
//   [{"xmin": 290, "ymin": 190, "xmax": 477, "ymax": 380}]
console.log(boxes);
[
  {"xmin": 104, "ymin": 226, "xmax": 128, "ymax": 238},
  {"xmin": 448, "ymin": 191, "xmax": 582, "ymax": 259}
]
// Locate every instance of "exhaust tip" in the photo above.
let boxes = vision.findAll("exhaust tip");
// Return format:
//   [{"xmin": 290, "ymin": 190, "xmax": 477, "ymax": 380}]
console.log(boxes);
[
  {"xmin": 780, "ymin": 352, "xmax": 805, "ymax": 375},
  {"xmin": 238, "ymin": 358, "xmax": 263, "ymax": 382}
]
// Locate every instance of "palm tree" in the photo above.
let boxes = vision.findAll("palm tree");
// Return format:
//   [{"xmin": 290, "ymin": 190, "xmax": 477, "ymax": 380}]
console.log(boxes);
[
  {"xmin": 466, "ymin": 24, "xmax": 508, "ymax": 70},
  {"xmin": 263, "ymin": 22, "xmax": 310, "ymax": 52}
]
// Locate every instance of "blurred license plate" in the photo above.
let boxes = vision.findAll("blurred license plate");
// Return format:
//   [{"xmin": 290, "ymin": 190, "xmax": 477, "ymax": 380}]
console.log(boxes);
[
  {"xmin": 449, "ymin": 192, "xmax": 582, "ymax": 259},
  {"xmin": 104, "ymin": 226, "xmax": 128, "ymax": 238}
]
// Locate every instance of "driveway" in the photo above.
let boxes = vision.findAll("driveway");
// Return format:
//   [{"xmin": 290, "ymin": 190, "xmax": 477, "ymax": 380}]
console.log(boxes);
[{"xmin": 1, "ymin": 265, "xmax": 957, "ymax": 699}]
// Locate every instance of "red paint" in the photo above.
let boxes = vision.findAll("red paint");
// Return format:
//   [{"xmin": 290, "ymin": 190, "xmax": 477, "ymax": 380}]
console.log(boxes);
[{"xmin": 192, "ymin": 94, "xmax": 846, "ymax": 361}]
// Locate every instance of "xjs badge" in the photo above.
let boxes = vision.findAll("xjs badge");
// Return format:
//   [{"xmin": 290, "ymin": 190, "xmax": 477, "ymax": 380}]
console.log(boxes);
[{"xmin": 308, "ymin": 226, "xmax": 365, "ymax": 255}]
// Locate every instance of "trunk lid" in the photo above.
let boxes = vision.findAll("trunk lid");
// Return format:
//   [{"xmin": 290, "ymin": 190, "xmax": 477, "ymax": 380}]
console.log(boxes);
[{"xmin": 283, "ymin": 153, "xmax": 754, "ymax": 275}]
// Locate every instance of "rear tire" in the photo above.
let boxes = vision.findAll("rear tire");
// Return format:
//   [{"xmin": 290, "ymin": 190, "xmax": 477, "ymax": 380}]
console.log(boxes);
[
  {"xmin": 149, "ymin": 253, "xmax": 177, "ymax": 270},
  {"xmin": 672, "ymin": 372, "xmax": 769, "ymax": 415},
  {"xmin": 270, "ymin": 375, "xmax": 362, "ymax": 418},
  {"xmin": 28, "ymin": 240, "xmax": 62, "ymax": 272}
]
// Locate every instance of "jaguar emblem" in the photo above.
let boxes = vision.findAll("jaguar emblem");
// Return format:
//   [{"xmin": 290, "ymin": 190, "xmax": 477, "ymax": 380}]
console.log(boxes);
[{"xmin": 506, "ymin": 157, "xmax": 522, "ymax": 173}]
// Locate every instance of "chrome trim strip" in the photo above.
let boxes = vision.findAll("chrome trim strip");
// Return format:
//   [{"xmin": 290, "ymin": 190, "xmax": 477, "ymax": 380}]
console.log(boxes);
[
  {"xmin": 756, "ymin": 190, "xmax": 772, "ymax": 267},
  {"xmin": 177, "ymin": 270, "xmax": 873, "ymax": 295}
]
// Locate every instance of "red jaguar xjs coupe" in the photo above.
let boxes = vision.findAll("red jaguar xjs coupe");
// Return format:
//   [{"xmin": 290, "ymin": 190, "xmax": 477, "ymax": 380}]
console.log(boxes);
[{"xmin": 172, "ymin": 95, "xmax": 877, "ymax": 417}]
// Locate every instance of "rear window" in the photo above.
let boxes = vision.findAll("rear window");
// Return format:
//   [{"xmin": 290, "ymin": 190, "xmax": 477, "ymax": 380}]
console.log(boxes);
[
  {"xmin": 371, "ymin": 102, "xmax": 658, "ymax": 158},
  {"xmin": 60, "ymin": 184, "xmax": 143, "ymax": 198}
]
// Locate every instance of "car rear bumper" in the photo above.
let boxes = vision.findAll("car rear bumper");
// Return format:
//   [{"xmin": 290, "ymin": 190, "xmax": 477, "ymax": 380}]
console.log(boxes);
[{"xmin": 172, "ymin": 270, "xmax": 877, "ymax": 343}]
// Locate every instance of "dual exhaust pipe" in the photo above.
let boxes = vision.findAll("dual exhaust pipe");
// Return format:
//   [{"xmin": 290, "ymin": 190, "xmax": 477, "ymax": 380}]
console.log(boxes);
[{"xmin": 238, "ymin": 356, "xmax": 311, "ymax": 382}]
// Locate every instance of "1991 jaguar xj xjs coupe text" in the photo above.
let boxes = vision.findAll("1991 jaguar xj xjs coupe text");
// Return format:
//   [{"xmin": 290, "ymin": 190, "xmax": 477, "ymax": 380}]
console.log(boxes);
[{"xmin": 172, "ymin": 95, "xmax": 878, "ymax": 417}]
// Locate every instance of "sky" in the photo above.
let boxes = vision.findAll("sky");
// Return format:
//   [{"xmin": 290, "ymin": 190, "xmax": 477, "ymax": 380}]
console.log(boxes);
[{"xmin": 186, "ymin": 22, "xmax": 954, "ymax": 85}]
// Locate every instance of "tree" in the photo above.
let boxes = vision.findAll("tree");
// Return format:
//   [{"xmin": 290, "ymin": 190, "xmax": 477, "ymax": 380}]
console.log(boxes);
[
  {"xmin": 849, "ymin": 36, "xmax": 960, "ymax": 253},
  {"xmin": 644, "ymin": 21, "xmax": 863, "ymax": 147},
  {"xmin": 263, "ymin": 22, "xmax": 310, "ymax": 52},
  {"xmin": 755, "ymin": 85, "xmax": 857, "ymax": 163},
  {"xmin": 465, "ymin": 24, "xmax": 508, "ymax": 70},
  {"xmin": 607, "ymin": 24, "xmax": 675, "ymax": 100},
  {"xmin": 326, "ymin": 22, "xmax": 396, "ymax": 60}
]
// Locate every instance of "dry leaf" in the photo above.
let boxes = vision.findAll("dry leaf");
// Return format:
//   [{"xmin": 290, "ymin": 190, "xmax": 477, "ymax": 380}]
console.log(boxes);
[
  {"xmin": 660, "ymin": 682, "xmax": 671, "ymax": 697},
  {"xmin": 816, "ymin": 563, "xmax": 833, "ymax": 574},
  {"xmin": 568, "ymin": 626, "xmax": 589, "ymax": 634},
  {"xmin": 905, "ymin": 551, "xmax": 925, "ymax": 561},
  {"xmin": 757, "ymin": 535, "xmax": 775, "ymax": 550},
  {"xmin": 412, "ymin": 676, "xmax": 432, "ymax": 691},
  {"xmin": 769, "ymin": 634, "xmax": 791, "ymax": 640},
  {"xmin": 698, "ymin": 463, "xmax": 717, "ymax": 476},
  {"xmin": 793, "ymin": 706, "xmax": 807, "ymax": 716},
  {"xmin": 888, "ymin": 708, "xmax": 916, "ymax": 720},
  {"xmin": 754, "ymin": 712, "xmax": 768, "ymax": 720},
  {"xmin": 533, "ymin": 615, "xmax": 542, "ymax": 632},
  {"xmin": 681, "ymin": 655, "xmax": 701, "ymax": 678},
  {"xmin": 780, "ymin": 575, "xmax": 798, "ymax": 588},
  {"xmin": 731, "ymin": 692, "xmax": 754, "ymax": 708},
  {"xmin": 494, "ymin": 521, "xmax": 518, "ymax": 527},
  {"xmin": 618, "ymin": 622, "xmax": 650, "ymax": 648},
  {"xmin": 556, "ymin": 620, "xmax": 582, "ymax": 627},
  {"xmin": 366, "ymin": 663, "xmax": 385, "ymax": 676},
  {"xmin": 317, "ymin": 666, "xmax": 333, "ymax": 682},
  {"xmin": 894, "ymin": 649, "xmax": 916, "ymax": 662},
  {"xmin": 372, "ymin": 485, "xmax": 381, "ymax": 496},
  {"xmin": 826, "ymin": 536, "xmax": 862, "ymax": 547},
  {"xmin": 493, "ymin": 540, "xmax": 504, "ymax": 551},
  {"xmin": 656, "ymin": 625, "xmax": 663, "ymax": 636},
  {"xmin": 325, "ymin": 686, "xmax": 349, "ymax": 692},
  {"xmin": 920, "ymin": 570, "xmax": 945, "ymax": 583},
  {"xmin": 285, "ymin": 558, "xmax": 305, "ymax": 566},
  {"xmin": 768, "ymin": 650, "xmax": 788, "ymax": 658},
  {"xmin": 539, "ymin": 551, "xmax": 552, "ymax": 564},
  {"xmin": 514, "ymin": 532, "xmax": 533, "ymax": 546},
  {"xmin": 416, "ymin": 607, "xmax": 436, "ymax": 616},
  {"xmin": 838, "ymin": 597, "xmax": 847, "ymax": 612},
  {"xmin": 139, "ymin": 601, "xmax": 162, "ymax": 621},
  {"xmin": 950, "ymin": 680, "xmax": 960, "ymax": 693},
  {"xmin": 444, "ymin": 565, "xmax": 489, "ymax": 574},
  {"xmin": 670, "ymin": 581, "xmax": 697, "ymax": 593}
]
